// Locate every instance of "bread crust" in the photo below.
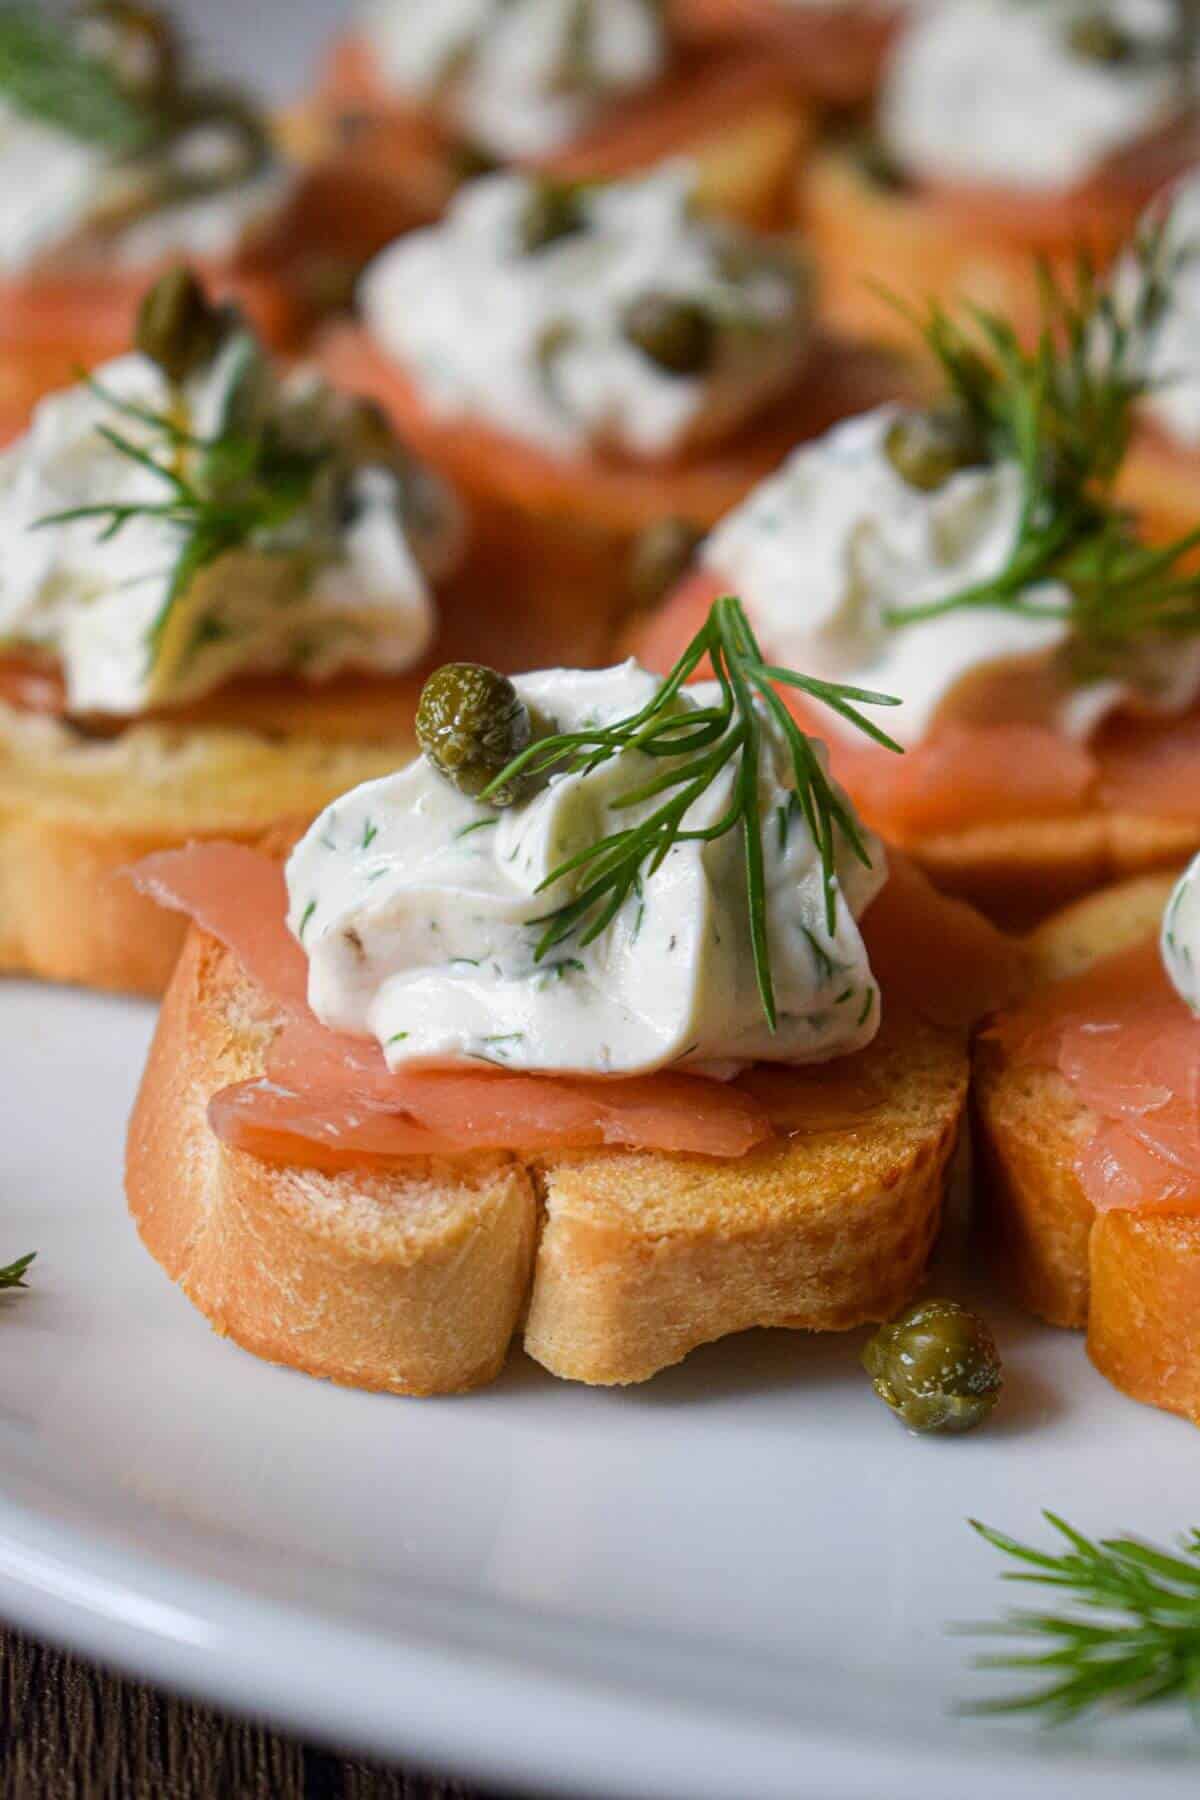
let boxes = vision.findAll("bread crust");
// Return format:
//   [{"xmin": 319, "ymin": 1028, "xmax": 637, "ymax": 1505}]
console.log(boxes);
[
  {"xmin": 972, "ymin": 871, "xmax": 1200, "ymax": 1423},
  {"xmin": 908, "ymin": 814, "xmax": 1200, "ymax": 930},
  {"xmin": 0, "ymin": 705, "xmax": 415, "ymax": 995},
  {"xmin": 127, "ymin": 926, "xmax": 971, "ymax": 1392}
]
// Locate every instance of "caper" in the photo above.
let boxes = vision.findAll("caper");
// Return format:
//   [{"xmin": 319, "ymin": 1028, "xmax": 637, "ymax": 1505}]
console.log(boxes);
[
  {"xmin": 863, "ymin": 1299, "xmax": 1002, "ymax": 1435},
  {"xmin": 135, "ymin": 265, "xmax": 229, "ymax": 384},
  {"xmin": 629, "ymin": 517, "xmax": 704, "ymax": 612},
  {"xmin": 623, "ymin": 293, "xmax": 716, "ymax": 377},
  {"xmin": 416, "ymin": 663, "xmax": 532, "ymax": 806},
  {"xmin": 73, "ymin": 1, "xmax": 178, "ymax": 98},
  {"xmin": 518, "ymin": 180, "xmax": 585, "ymax": 255},
  {"xmin": 883, "ymin": 407, "xmax": 988, "ymax": 492},
  {"xmin": 1065, "ymin": 12, "xmax": 1136, "ymax": 63}
]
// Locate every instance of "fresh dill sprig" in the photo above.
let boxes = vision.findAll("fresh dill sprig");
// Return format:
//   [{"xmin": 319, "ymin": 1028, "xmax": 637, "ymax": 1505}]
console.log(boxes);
[
  {"xmin": 965, "ymin": 1514, "xmax": 1200, "ymax": 1723},
  {"xmin": 36, "ymin": 354, "xmax": 332, "ymax": 653},
  {"xmin": 0, "ymin": 6, "xmax": 155, "ymax": 153},
  {"xmin": 482, "ymin": 593, "xmax": 901, "ymax": 1031},
  {"xmin": 0, "ymin": 1251, "xmax": 35, "ymax": 1291},
  {"xmin": 884, "ymin": 229, "xmax": 1200, "ymax": 651}
]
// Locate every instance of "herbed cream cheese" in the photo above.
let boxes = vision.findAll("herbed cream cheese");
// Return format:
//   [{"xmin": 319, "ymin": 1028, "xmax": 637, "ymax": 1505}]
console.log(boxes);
[
  {"xmin": 0, "ymin": 343, "xmax": 460, "ymax": 716},
  {"xmin": 704, "ymin": 404, "xmax": 1200, "ymax": 745},
  {"xmin": 286, "ymin": 660, "xmax": 887, "ymax": 1078},
  {"xmin": 358, "ymin": 0, "xmax": 667, "ymax": 159},
  {"xmin": 361, "ymin": 165, "xmax": 811, "ymax": 461},
  {"xmin": 880, "ymin": 0, "xmax": 1190, "ymax": 193},
  {"xmin": 1163, "ymin": 852, "xmax": 1200, "ymax": 1013},
  {"xmin": 703, "ymin": 407, "xmax": 1081, "ymax": 747}
]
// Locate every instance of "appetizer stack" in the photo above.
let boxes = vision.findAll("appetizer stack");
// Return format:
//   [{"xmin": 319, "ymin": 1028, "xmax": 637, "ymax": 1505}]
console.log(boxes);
[{"xmin": 5, "ymin": 0, "xmax": 1200, "ymax": 1422}]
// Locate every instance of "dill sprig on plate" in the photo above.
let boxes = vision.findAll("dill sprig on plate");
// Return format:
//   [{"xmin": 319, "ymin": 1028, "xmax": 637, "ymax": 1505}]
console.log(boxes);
[
  {"xmin": 0, "ymin": 6, "xmax": 156, "ymax": 153},
  {"xmin": 885, "ymin": 229, "xmax": 1200, "ymax": 650},
  {"xmin": 483, "ymin": 593, "xmax": 901, "ymax": 1031},
  {"xmin": 0, "ymin": 1251, "xmax": 35, "ymax": 1291},
  {"xmin": 35, "ymin": 350, "xmax": 333, "ymax": 656},
  {"xmin": 965, "ymin": 1514, "xmax": 1200, "ymax": 1723}
]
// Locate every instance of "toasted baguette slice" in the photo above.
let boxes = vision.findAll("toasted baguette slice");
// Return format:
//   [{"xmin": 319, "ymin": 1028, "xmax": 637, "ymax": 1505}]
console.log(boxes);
[
  {"xmin": 972, "ymin": 871, "xmax": 1200, "ymax": 1423},
  {"xmin": 126, "ymin": 925, "xmax": 970, "ymax": 1393},
  {"xmin": 910, "ymin": 815, "xmax": 1200, "ymax": 931},
  {"xmin": 0, "ymin": 706, "xmax": 413, "ymax": 996}
]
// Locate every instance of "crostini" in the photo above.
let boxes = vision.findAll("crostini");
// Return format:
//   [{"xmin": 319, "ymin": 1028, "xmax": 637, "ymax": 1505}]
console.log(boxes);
[
  {"xmin": 633, "ymin": 255, "xmax": 1200, "ymax": 924},
  {"xmin": 974, "ymin": 856, "xmax": 1200, "ymax": 1425},
  {"xmin": 669, "ymin": 0, "xmax": 907, "ymax": 109},
  {"xmin": 324, "ymin": 162, "xmax": 907, "ymax": 657},
  {"xmin": 0, "ymin": 265, "xmax": 537, "ymax": 996},
  {"xmin": 800, "ymin": 0, "xmax": 1199, "ymax": 349},
  {"xmin": 0, "ymin": 1, "xmax": 398, "ymax": 441},
  {"xmin": 125, "ymin": 596, "xmax": 1022, "ymax": 1394},
  {"xmin": 305, "ymin": 0, "xmax": 809, "ymax": 234}
]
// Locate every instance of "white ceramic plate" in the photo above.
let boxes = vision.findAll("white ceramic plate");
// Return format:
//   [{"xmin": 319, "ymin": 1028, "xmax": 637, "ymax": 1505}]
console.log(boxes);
[{"xmin": 0, "ymin": 975, "xmax": 1198, "ymax": 1800}]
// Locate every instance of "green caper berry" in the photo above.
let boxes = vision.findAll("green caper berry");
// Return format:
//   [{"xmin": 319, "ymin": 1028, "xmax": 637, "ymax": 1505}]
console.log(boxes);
[
  {"xmin": 518, "ymin": 181, "xmax": 585, "ymax": 255},
  {"xmin": 135, "ymin": 265, "xmax": 228, "ymax": 384},
  {"xmin": 863, "ymin": 1299, "xmax": 1002, "ymax": 1435},
  {"xmin": 623, "ymin": 293, "xmax": 716, "ymax": 377},
  {"xmin": 629, "ymin": 517, "xmax": 704, "ymax": 612},
  {"xmin": 1065, "ymin": 12, "xmax": 1136, "ymax": 63},
  {"xmin": 884, "ymin": 407, "xmax": 988, "ymax": 492},
  {"xmin": 417, "ymin": 663, "xmax": 532, "ymax": 807}
]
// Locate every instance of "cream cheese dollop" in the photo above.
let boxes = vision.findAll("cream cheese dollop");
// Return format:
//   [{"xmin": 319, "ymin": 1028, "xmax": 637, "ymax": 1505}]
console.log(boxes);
[
  {"xmin": 1163, "ymin": 852, "xmax": 1200, "ymax": 1013},
  {"xmin": 702, "ymin": 407, "xmax": 1084, "ymax": 747},
  {"xmin": 0, "ymin": 345, "xmax": 460, "ymax": 716},
  {"xmin": 286, "ymin": 661, "xmax": 887, "ymax": 1078},
  {"xmin": 0, "ymin": 97, "xmax": 288, "ymax": 279},
  {"xmin": 704, "ymin": 404, "xmax": 1200, "ymax": 745},
  {"xmin": 881, "ymin": 0, "xmax": 1189, "ymax": 192},
  {"xmin": 361, "ymin": 165, "xmax": 811, "ymax": 461},
  {"xmin": 357, "ymin": 0, "xmax": 667, "ymax": 159}
]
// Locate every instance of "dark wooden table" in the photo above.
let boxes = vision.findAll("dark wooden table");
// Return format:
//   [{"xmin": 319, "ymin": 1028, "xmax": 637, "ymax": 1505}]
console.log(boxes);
[{"xmin": 0, "ymin": 1628, "xmax": 518, "ymax": 1799}]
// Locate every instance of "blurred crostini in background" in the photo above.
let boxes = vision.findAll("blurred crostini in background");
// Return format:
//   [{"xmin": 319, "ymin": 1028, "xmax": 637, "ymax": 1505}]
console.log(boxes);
[
  {"xmin": 799, "ymin": 0, "xmax": 1200, "ymax": 350},
  {"xmin": 294, "ymin": 0, "xmax": 811, "ymax": 235}
]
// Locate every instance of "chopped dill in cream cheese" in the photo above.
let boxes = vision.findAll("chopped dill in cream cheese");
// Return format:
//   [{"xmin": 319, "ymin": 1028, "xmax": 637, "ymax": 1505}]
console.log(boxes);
[{"xmin": 286, "ymin": 660, "xmax": 887, "ymax": 1078}]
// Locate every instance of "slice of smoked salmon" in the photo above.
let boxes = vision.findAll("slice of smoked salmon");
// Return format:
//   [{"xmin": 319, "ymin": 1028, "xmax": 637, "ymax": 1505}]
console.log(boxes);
[
  {"xmin": 1096, "ymin": 712, "xmax": 1200, "ymax": 820},
  {"xmin": 320, "ymin": 325, "xmax": 904, "ymax": 534},
  {"xmin": 672, "ymin": 0, "xmax": 899, "ymax": 106},
  {"xmin": 990, "ymin": 936, "xmax": 1200, "ymax": 1215},
  {"xmin": 634, "ymin": 569, "xmax": 1097, "ymax": 839},
  {"xmin": 130, "ymin": 842, "xmax": 774, "ymax": 1161}
]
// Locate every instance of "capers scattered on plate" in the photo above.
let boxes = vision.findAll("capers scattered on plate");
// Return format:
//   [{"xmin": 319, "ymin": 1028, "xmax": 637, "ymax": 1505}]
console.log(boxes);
[
  {"xmin": 135, "ymin": 264, "xmax": 229, "ymax": 384},
  {"xmin": 518, "ymin": 180, "xmax": 586, "ymax": 255},
  {"xmin": 629, "ymin": 517, "xmax": 704, "ymax": 612},
  {"xmin": 623, "ymin": 293, "xmax": 716, "ymax": 376},
  {"xmin": 883, "ymin": 406, "xmax": 988, "ymax": 492},
  {"xmin": 863, "ymin": 1298, "xmax": 1002, "ymax": 1435},
  {"xmin": 417, "ymin": 663, "xmax": 533, "ymax": 807},
  {"xmin": 1065, "ymin": 11, "xmax": 1136, "ymax": 63}
]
